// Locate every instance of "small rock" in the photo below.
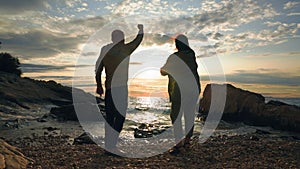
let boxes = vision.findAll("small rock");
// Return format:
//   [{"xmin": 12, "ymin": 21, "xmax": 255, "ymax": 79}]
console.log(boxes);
[
  {"xmin": 255, "ymin": 129, "xmax": 271, "ymax": 135},
  {"xmin": 73, "ymin": 132, "xmax": 96, "ymax": 145},
  {"xmin": 37, "ymin": 118, "xmax": 47, "ymax": 123},
  {"xmin": 249, "ymin": 136, "xmax": 259, "ymax": 141},
  {"xmin": 44, "ymin": 126, "xmax": 58, "ymax": 131}
]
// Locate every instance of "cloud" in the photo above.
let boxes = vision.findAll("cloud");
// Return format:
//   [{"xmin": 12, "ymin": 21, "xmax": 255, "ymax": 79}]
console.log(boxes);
[
  {"xmin": 206, "ymin": 32, "xmax": 224, "ymax": 40},
  {"xmin": 0, "ymin": 0, "xmax": 298, "ymax": 67},
  {"xmin": 264, "ymin": 21, "xmax": 282, "ymax": 27},
  {"xmin": 67, "ymin": 16, "xmax": 107, "ymax": 33},
  {"xmin": 197, "ymin": 51, "xmax": 217, "ymax": 58},
  {"xmin": 287, "ymin": 13, "xmax": 300, "ymax": 16},
  {"xmin": 141, "ymin": 33, "xmax": 173, "ymax": 46},
  {"xmin": 203, "ymin": 69, "xmax": 300, "ymax": 86},
  {"xmin": 21, "ymin": 63, "xmax": 91, "ymax": 73},
  {"xmin": 243, "ymin": 51, "xmax": 300, "ymax": 58},
  {"xmin": 129, "ymin": 62, "xmax": 143, "ymax": 65},
  {"xmin": 284, "ymin": 1, "xmax": 300, "ymax": 10},
  {"xmin": 108, "ymin": 0, "xmax": 181, "ymax": 17},
  {"xmin": 0, "ymin": 14, "xmax": 108, "ymax": 60},
  {"xmin": 0, "ymin": 0, "xmax": 286, "ymax": 60},
  {"xmin": 194, "ymin": 0, "xmax": 279, "ymax": 32},
  {"xmin": 21, "ymin": 63, "xmax": 69, "ymax": 73},
  {"xmin": 0, "ymin": 0, "xmax": 48, "ymax": 14},
  {"xmin": 227, "ymin": 73, "xmax": 300, "ymax": 86},
  {"xmin": 218, "ymin": 22, "xmax": 299, "ymax": 53},
  {"xmin": 33, "ymin": 75, "xmax": 74, "ymax": 80},
  {"xmin": 235, "ymin": 68, "xmax": 278, "ymax": 74},
  {"xmin": 0, "ymin": 30, "xmax": 86, "ymax": 58}
]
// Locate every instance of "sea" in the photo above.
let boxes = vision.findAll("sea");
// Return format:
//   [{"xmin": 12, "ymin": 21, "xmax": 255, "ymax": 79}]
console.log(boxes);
[
  {"xmin": 74, "ymin": 95, "xmax": 299, "ymax": 157},
  {"xmin": 70, "ymin": 81, "xmax": 300, "ymax": 146}
]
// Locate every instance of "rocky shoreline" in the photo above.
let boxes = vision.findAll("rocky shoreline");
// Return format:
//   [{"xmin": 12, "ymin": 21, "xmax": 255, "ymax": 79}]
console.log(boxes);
[
  {"xmin": 1, "ymin": 132, "xmax": 298, "ymax": 169},
  {"xmin": 200, "ymin": 84, "xmax": 300, "ymax": 132},
  {"xmin": 1, "ymin": 114, "xmax": 299, "ymax": 168},
  {"xmin": 1, "ymin": 72, "xmax": 300, "ymax": 168}
]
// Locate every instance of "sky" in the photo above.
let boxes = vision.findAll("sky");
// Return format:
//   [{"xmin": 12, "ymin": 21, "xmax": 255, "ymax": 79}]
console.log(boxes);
[{"xmin": 0, "ymin": 0, "xmax": 300, "ymax": 98}]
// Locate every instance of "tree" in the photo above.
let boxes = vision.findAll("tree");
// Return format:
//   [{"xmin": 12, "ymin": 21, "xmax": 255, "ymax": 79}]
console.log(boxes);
[{"xmin": 0, "ymin": 52, "xmax": 22, "ymax": 76}]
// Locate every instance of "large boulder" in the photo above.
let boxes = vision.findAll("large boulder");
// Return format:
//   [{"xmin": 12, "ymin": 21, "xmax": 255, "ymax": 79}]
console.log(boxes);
[
  {"xmin": 200, "ymin": 84, "xmax": 300, "ymax": 132},
  {"xmin": 262, "ymin": 100, "xmax": 300, "ymax": 132},
  {"xmin": 0, "ymin": 139, "xmax": 31, "ymax": 169},
  {"xmin": 201, "ymin": 84, "xmax": 265, "ymax": 123},
  {"xmin": 50, "ymin": 104, "xmax": 77, "ymax": 121}
]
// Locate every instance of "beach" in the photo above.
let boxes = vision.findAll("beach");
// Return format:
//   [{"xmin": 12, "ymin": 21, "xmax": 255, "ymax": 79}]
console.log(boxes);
[
  {"xmin": 9, "ymin": 130, "xmax": 300, "ymax": 168},
  {"xmin": 1, "ymin": 101, "xmax": 300, "ymax": 168},
  {"xmin": 0, "ymin": 73, "xmax": 299, "ymax": 168}
]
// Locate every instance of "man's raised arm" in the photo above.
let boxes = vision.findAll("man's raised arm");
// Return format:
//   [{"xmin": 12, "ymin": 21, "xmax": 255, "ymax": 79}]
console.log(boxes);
[{"xmin": 126, "ymin": 24, "xmax": 144, "ymax": 53}]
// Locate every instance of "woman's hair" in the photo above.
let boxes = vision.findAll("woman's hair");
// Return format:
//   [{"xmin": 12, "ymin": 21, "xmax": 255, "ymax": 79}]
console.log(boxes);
[{"xmin": 175, "ymin": 34, "xmax": 191, "ymax": 51}]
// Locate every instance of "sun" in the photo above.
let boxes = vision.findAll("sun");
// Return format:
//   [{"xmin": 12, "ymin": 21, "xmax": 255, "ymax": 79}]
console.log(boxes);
[{"xmin": 132, "ymin": 68, "xmax": 163, "ymax": 79}]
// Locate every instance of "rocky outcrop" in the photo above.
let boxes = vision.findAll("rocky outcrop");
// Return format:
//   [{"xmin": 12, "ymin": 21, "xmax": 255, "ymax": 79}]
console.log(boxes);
[
  {"xmin": 50, "ymin": 104, "xmax": 78, "ymax": 121},
  {"xmin": 0, "ymin": 139, "xmax": 31, "ymax": 169},
  {"xmin": 200, "ymin": 84, "xmax": 300, "ymax": 132},
  {"xmin": 0, "ymin": 71, "xmax": 73, "ymax": 108},
  {"xmin": 262, "ymin": 100, "xmax": 300, "ymax": 132},
  {"xmin": 0, "ymin": 71, "xmax": 75, "ymax": 120},
  {"xmin": 0, "ymin": 71, "xmax": 102, "ymax": 121},
  {"xmin": 49, "ymin": 101, "xmax": 105, "ymax": 121}
]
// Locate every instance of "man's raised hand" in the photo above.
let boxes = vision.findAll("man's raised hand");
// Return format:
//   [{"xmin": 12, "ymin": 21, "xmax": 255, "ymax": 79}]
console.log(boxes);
[{"xmin": 137, "ymin": 24, "xmax": 143, "ymax": 31}]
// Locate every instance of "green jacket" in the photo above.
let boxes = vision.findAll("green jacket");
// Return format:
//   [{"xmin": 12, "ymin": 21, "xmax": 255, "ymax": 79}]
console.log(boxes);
[{"xmin": 161, "ymin": 50, "xmax": 200, "ymax": 102}]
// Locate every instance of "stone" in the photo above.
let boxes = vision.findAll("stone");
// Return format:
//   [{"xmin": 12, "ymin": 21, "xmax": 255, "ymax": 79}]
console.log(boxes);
[
  {"xmin": 134, "ymin": 123, "xmax": 170, "ymax": 138},
  {"xmin": 73, "ymin": 133, "xmax": 96, "ymax": 145},
  {"xmin": 201, "ymin": 84, "xmax": 265, "ymax": 123},
  {"xmin": 200, "ymin": 83, "xmax": 300, "ymax": 132},
  {"xmin": 37, "ymin": 118, "xmax": 47, "ymax": 123},
  {"xmin": 262, "ymin": 100, "xmax": 300, "ymax": 132},
  {"xmin": 50, "ymin": 104, "xmax": 105, "ymax": 122},
  {"xmin": 0, "ymin": 139, "xmax": 31, "ymax": 169}
]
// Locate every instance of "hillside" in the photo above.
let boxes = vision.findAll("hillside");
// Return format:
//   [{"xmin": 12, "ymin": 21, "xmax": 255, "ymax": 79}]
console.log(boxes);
[{"xmin": 0, "ymin": 71, "xmax": 75, "ymax": 120}]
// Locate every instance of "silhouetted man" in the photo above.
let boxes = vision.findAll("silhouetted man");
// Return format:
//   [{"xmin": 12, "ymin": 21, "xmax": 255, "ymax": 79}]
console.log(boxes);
[
  {"xmin": 95, "ymin": 24, "xmax": 144, "ymax": 155},
  {"xmin": 161, "ymin": 34, "xmax": 200, "ymax": 154}
]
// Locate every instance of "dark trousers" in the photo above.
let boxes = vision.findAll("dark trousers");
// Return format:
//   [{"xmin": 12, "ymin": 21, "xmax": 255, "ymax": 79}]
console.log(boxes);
[
  {"xmin": 170, "ymin": 91, "xmax": 198, "ymax": 143},
  {"xmin": 104, "ymin": 87, "xmax": 127, "ymax": 149}
]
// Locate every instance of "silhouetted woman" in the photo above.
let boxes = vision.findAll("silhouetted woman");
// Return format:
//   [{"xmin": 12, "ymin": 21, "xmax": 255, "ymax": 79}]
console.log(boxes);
[{"xmin": 161, "ymin": 34, "xmax": 200, "ymax": 154}]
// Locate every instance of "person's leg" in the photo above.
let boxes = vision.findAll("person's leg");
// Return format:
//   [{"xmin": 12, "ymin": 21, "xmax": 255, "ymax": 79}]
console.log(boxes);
[
  {"xmin": 109, "ymin": 87, "xmax": 128, "ymax": 148},
  {"xmin": 104, "ymin": 89, "xmax": 118, "ymax": 149},
  {"xmin": 170, "ymin": 100, "xmax": 183, "ymax": 144},
  {"xmin": 114, "ymin": 111, "xmax": 125, "ymax": 133},
  {"xmin": 183, "ymin": 95, "xmax": 198, "ymax": 146},
  {"xmin": 184, "ymin": 106, "xmax": 195, "ymax": 137}
]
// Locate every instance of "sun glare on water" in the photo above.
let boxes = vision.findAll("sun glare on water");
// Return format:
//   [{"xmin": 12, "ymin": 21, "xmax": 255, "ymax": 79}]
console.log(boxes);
[{"xmin": 132, "ymin": 68, "xmax": 163, "ymax": 79}]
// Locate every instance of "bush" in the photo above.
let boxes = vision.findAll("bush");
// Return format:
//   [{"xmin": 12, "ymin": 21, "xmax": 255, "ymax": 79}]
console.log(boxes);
[{"xmin": 0, "ymin": 52, "xmax": 22, "ymax": 76}]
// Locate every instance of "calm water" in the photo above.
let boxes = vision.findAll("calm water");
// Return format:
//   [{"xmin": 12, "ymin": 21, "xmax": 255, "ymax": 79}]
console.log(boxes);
[
  {"xmin": 85, "ymin": 96, "xmax": 300, "ymax": 138},
  {"xmin": 84, "ymin": 96, "xmax": 300, "ymax": 157},
  {"xmin": 265, "ymin": 97, "xmax": 300, "ymax": 107}
]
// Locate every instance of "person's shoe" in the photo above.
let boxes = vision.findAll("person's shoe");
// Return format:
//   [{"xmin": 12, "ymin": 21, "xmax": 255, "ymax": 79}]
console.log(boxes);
[
  {"xmin": 175, "ymin": 139, "xmax": 184, "ymax": 147},
  {"xmin": 169, "ymin": 146, "xmax": 180, "ymax": 155},
  {"xmin": 184, "ymin": 137, "xmax": 191, "ymax": 148},
  {"xmin": 169, "ymin": 145, "xmax": 186, "ymax": 155}
]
